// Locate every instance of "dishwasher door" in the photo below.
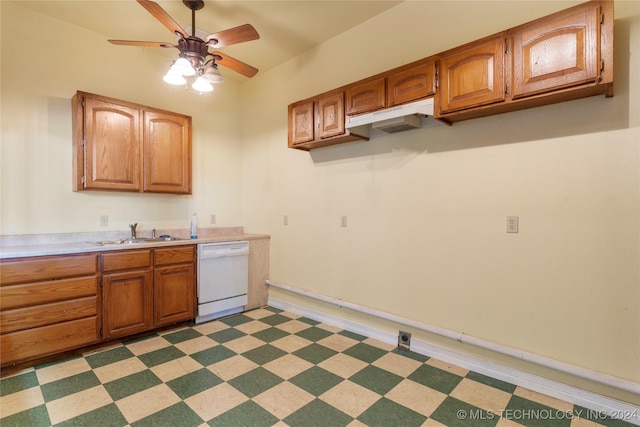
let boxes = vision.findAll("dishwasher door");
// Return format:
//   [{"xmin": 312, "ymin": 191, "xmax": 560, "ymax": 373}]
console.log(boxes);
[{"xmin": 197, "ymin": 241, "xmax": 249, "ymax": 324}]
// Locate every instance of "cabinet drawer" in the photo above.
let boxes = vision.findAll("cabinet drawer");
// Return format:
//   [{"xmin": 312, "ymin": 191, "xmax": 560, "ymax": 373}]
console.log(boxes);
[
  {"xmin": 0, "ymin": 254, "xmax": 97, "ymax": 286},
  {"xmin": 155, "ymin": 246, "xmax": 195, "ymax": 266},
  {"xmin": 102, "ymin": 250, "xmax": 151, "ymax": 272},
  {"xmin": 1, "ymin": 316, "xmax": 98, "ymax": 365},
  {"xmin": 0, "ymin": 276, "xmax": 97, "ymax": 310},
  {"xmin": 0, "ymin": 296, "xmax": 97, "ymax": 334}
]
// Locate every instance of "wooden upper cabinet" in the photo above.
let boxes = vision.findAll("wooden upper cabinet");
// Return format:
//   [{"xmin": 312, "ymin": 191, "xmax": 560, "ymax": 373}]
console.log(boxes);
[
  {"xmin": 438, "ymin": 36, "xmax": 506, "ymax": 114},
  {"xmin": 387, "ymin": 60, "xmax": 435, "ymax": 107},
  {"xmin": 290, "ymin": 101, "xmax": 315, "ymax": 145},
  {"xmin": 318, "ymin": 92, "xmax": 345, "ymax": 139},
  {"xmin": 143, "ymin": 111, "xmax": 191, "ymax": 194},
  {"xmin": 82, "ymin": 97, "xmax": 141, "ymax": 191},
  {"xmin": 346, "ymin": 78, "xmax": 385, "ymax": 115},
  {"xmin": 511, "ymin": 1, "xmax": 602, "ymax": 99},
  {"xmin": 73, "ymin": 91, "xmax": 192, "ymax": 194}
]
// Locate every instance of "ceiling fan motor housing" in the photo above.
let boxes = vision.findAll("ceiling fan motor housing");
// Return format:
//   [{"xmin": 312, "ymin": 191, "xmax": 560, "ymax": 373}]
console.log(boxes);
[{"xmin": 179, "ymin": 37, "xmax": 210, "ymax": 69}]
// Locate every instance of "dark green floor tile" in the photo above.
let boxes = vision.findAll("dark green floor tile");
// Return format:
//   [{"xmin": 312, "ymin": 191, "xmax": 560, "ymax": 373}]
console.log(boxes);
[
  {"xmin": 504, "ymin": 395, "xmax": 571, "ymax": 427},
  {"xmin": 103, "ymin": 369, "xmax": 162, "ymax": 401},
  {"xmin": 162, "ymin": 328, "xmax": 203, "ymax": 344},
  {"xmin": 242, "ymin": 344, "xmax": 287, "ymax": 365},
  {"xmin": 284, "ymin": 399, "xmax": 353, "ymax": 427},
  {"xmin": 122, "ymin": 332, "xmax": 159, "ymax": 346},
  {"xmin": 431, "ymin": 396, "xmax": 498, "ymax": 427},
  {"xmin": 259, "ymin": 313, "xmax": 291, "ymax": 326},
  {"xmin": 392, "ymin": 347, "xmax": 429, "ymax": 363},
  {"xmin": 358, "ymin": 397, "xmax": 427, "ymax": 427},
  {"xmin": 407, "ymin": 364, "xmax": 463, "ymax": 394},
  {"xmin": 166, "ymin": 368, "xmax": 223, "ymax": 399},
  {"xmin": 465, "ymin": 371, "xmax": 516, "ymax": 393},
  {"xmin": 41, "ymin": 371, "xmax": 101, "ymax": 402},
  {"xmin": 293, "ymin": 343, "xmax": 337, "ymax": 364},
  {"xmin": 295, "ymin": 326, "xmax": 334, "ymax": 342},
  {"xmin": 138, "ymin": 346, "xmax": 186, "ymax": 368},
  {"xmin": 1, "ymin": 404, "xmax": 50, "ymax": 427},
  {"xmin": 573, "ymin": 405, "xmax": 638, "ymax": 427},
  {"xmin": 297, "ymin": 316, "xmax": 321, "ymax": 326},
  {"xmin": 132, "ymin": 402, "xmax": 203, "ymax": 427},
  {"xmin": 338, "ymin": 330, "xmax": 367, "ymax": 341},
  {"xmin": 190, "ymin": 345, "xmax": 236, "ymax": 366},
  {"xmin": 251, "ymin": 327, "xmax": 289, "ymax": 343},
  {"xmin": 0, "ymin": 371, "xmax": 38, "ymax": 397},
  {"xmin": 219, "ymin": 313, "xmax": 253, "ymax": 327},
  {"xmin": 349, "ymin": 365, "xmax": 403, "ymax": 395},
  {"xmin": 208, "ymin": 400, "xmax": 278, "ymax": 427},
  {"xmin": 54, "ymin": 403, "xmax": 128, "ymax": 427},
  {"xmin": 85, "ymin": 346, "xmax": 134, "ymax": 369},
  {"xmin": 265, "ymin": 306, "xmax": 283, "ymax": 313},
  {"xmin": 227, "ymin": 367, "xmax": 284, "ymax": 398},
  {"xmin": 207, "ymin": 328, "xmax": 246, "ymax": 343},
  {"xmin": 342, "ymin": 342, "xmax": 387, "ymax": 364},
  {"xmin": 289, "ymin": 366, "xmax": 343, "ymax": 396}
]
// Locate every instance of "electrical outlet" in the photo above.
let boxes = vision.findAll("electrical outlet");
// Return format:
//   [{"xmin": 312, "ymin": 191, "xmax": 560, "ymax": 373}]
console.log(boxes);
[
  {"xmin": 210, "ymin": 214, "xmax": 216, "ymax": 224},
  {"xmin": 506, "ymin": 216, "xmax": 519, "ymax": 233},
  {"xmin": 341, "ymin": 216, "xmax": 348, "ymax": 227},
  {"xmin": 398, "ymin": 331, "xmax": 411, "ymax": 350},
  {"xmin": 100, "ymin": 215, "xmax": 109, "ymax": 227},
  {"xmin": 283, "ymin": 215, "xmax": 288, "ymax": 226}
]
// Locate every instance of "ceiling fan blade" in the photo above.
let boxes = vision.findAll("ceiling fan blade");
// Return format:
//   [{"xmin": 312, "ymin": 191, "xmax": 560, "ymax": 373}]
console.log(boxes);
[
  {"xmin": 205, "ymin": 24, "xmax": 259, "ymax": 48},
  {"xmin": 137, "ymin": 0, "xmax": 187, "ymax": 38},
  {"xmin": 108, "ymin": 40, "xmax": 176, "ymax": 48},
  {"xmin": 213, "ymin": 52, "xmax": 258, "ymax": 78}
]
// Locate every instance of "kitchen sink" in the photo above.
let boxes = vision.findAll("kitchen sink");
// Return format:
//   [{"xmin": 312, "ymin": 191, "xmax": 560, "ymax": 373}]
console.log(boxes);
[{"xmin": 91, "ymin": 237, "xmax": 187, "ymax": 246}]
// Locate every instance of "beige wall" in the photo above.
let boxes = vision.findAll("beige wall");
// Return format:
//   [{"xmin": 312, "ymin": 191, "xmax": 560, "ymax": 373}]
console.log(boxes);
[
  {"xmin": 239, "ymin": 1, "xmax": 640, "ymax": 403},
  {"xmin": 1, "ymin": 2, "xmax": 244, "ymax": 235}
]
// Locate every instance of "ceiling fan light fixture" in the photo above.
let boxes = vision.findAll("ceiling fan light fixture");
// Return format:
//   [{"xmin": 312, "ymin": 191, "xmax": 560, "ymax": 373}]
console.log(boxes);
[
  {"xmin": 203, "ymin": 66, "xmax": 224, "ymax": 84},
  {"xmin": 172, "ymin": 56, "xmax": 196, "ymax": 77},
  {"xmin": 163, "ymin": 68, "xmax": 187, "ymax": 85},
  {"xmin": 192, "ymin": 76, "xmax": 214, "ymax": 93}
]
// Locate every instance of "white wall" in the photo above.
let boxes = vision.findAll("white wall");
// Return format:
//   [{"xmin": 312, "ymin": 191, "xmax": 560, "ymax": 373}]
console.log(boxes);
[
  {"xmin": 0, "ymin": 2, "xmax": 244, "ymax": 235},
  {"xmin": 239, "ymin": 1, "xmax": 640, "ymax": 404}
]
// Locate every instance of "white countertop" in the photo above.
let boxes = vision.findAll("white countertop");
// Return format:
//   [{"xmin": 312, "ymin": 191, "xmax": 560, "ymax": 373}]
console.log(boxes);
[{"xmin": 0, "ymin": 227, "xmax": 269, "ymax": 259}]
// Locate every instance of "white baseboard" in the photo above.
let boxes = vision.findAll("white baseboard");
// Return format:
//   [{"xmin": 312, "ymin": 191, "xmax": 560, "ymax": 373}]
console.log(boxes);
[{"xmin": 269, "ymin": 296, "xmax": 640, "ymax": 425}]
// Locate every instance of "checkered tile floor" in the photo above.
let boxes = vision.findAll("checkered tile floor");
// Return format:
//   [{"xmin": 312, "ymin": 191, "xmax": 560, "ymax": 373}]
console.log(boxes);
[{"xmin": 1, "ymin": 307, "xmax": 633, "ymax": 426}]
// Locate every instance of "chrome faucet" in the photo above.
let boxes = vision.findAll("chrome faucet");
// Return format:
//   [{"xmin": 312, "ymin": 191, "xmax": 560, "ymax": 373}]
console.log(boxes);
[{"xmin": 129, "ymin": 223, "xmax": 138, "ymax": 239}]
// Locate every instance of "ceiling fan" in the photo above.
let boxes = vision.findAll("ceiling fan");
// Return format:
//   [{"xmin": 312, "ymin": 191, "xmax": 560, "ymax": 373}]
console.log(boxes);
[{"xmin": 108, "ymin": 0, "xmax": 259, "ymax": 92}]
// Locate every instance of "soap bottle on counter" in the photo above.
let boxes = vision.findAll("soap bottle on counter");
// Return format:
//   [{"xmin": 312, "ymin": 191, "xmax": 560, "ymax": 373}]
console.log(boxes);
[{"xmin": 190, "ymin": 213, "xmax": 198, "ymax": 239}]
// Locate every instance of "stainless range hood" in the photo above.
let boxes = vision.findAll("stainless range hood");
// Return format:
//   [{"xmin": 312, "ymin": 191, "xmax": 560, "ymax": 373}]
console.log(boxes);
[{"xmin": 345, "ymin": 98, "xmax": 442, "ymax": 134}]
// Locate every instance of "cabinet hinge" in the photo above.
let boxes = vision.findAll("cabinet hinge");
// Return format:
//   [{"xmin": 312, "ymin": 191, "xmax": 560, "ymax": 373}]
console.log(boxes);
[
  {"xmin": 504, "ymin": 42, "xmax": 509, "ymax": 55},
  {"xmin": 600, "ymin": 12, "xmax": 604, "ymax": 25},
  {"xmin": 600, "ymin": 59, "xmax": 605, "ymax": 73},
  {"xmin": 81, "ymin": 176, "xmax": 85, "ymax": 185},
  {"xmin": 434, "ymin": 64, "xmax": 439, "ymax": 89},
  {"xmin": 99, "ymin": 278, "xmax": 103, "ymax": 288},
  {"xmin": 99, "ymin": 327, "xmax": 103, "ymax": 337},
  {"xmin": 505, "ymin": 82, "xmax": 509, "ymax": 94}
]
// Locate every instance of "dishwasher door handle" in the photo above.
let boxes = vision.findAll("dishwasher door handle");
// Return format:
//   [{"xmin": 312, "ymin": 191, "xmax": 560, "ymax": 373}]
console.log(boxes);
[{"xmin": 199, "ymin": 242, "xmax": 250, "ymax": 259}]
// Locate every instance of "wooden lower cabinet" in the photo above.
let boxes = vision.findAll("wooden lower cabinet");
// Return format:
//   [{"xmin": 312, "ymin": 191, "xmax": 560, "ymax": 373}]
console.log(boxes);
[
  {"xmin": 0, "ymin": 253, "xmax": 100, "ymax": 366},
  {"xmin": 154, "ymin": 246, "xmax": 195, "ymax": 327},
  {"xmin": 102, "ymin": 269, "xmax": 153, "ymax": 339}
]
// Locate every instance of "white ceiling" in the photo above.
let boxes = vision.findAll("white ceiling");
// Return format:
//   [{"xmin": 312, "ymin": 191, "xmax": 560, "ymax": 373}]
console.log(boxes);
[{"xmin": 12, "ymin": 0, "xmax": 402, "ymax": 81}]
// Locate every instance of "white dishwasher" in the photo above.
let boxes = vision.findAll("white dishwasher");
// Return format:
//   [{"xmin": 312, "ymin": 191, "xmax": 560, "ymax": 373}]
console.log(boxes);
[{"xmin": 196, "ymin": 241, "xmax": 249, "ymax": 324}]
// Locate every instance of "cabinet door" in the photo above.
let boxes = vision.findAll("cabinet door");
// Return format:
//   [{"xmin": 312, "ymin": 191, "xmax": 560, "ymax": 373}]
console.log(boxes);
[
  {"xmin": 318, "ymin": 92, "xmax": 345, "ymax": 139},
  {"xmin": 438, "ymin": 37, "xmax": 506, "ymax": 114},
  {"xmin": 511, "ymin": 3, "xmax": 601, "ymax": 99},
  {"xmin": 290, "ymin": 101, "xmax": 315, "ymax": 145},
  {"xmin": 387, "ymin": 61, "xmax": 435, "ymax": 107},
  {"xmin": 143, "ymin": 111, "xmax": 192, "ymax": 194},
  {"xmin": 83, "ymin": 97, "xmax": 141, "ymax": 191},
  {"xmin": 154, "ymin": 264, "xmax": 195, "ymax": 327},
  {"xmin": 346, "ymin": 78, "xmax": 385, "ymax": 115},
  {"xmin": 103, "ymin": 270, "xmax": 153, "ymax": 339}
]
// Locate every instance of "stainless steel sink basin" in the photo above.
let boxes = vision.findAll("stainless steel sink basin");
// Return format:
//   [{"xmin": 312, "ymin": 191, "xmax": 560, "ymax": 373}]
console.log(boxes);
[{"xmin": 91, "ymin": 237, "xmax": 186, "ymax": 246}]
